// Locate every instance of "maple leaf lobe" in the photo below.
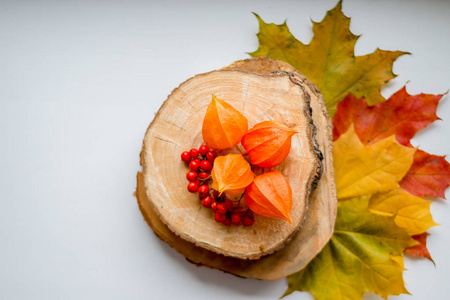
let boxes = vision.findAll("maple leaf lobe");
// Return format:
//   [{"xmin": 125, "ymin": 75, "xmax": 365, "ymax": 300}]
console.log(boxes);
[
  {"xmin": 405, "ymin": 232, "xmax": 434, "ymax": 263},
  {"xmin": 400, "ymin": 149, "xmax": 450, "ymax": 199},
  {"xmin": 368, "ymin": 188, "xmax": 438, "ymax": 236}
]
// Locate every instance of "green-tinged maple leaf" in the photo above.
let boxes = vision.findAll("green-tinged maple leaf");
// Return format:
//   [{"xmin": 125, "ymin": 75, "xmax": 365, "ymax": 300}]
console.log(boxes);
[
  {"xmin": 284, "ymin": 197, "xmax": 416, "ymax": 300},
  {"xmin": 250, "ymin": 1, "xmax": 408, "ymax": 117},
  {"xmin": 333, "ymin": 124, "xmax": 415, "ymax": 200}
]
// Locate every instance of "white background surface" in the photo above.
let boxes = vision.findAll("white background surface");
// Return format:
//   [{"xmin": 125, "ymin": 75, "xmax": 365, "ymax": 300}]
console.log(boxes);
[{"xmin": 1, "ymin": 0, "xmax": 449, "ymax": 299}]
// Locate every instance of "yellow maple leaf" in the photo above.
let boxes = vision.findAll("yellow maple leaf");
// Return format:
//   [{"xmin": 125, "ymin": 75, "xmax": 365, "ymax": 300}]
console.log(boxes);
[
  {"xmin": 333, "ymin": 125, "xmax": 415, "ymax": 200},
  {"xmin": 284, "ymin": 197, "xmax": 416, "ymax": 300},
  {"xmin": 250, "ymin": 1, "xmax": 408, "ymax": 117},
  {"xmin": 369, "ymin": 188, "xmax": 439, "ymax": 236}
]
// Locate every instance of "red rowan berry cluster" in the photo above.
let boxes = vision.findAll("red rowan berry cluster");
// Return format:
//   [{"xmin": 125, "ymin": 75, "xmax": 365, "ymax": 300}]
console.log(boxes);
[{"xmin": 181, "ymin": 145, "xmax": 254, "ymax": 226}]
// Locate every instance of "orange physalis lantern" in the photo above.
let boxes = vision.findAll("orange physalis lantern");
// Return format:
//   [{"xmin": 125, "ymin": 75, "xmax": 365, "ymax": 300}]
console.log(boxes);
[
  {"xmin": 202, "ymin": 95, "xmax": 248, "ymax": 150},
  {"xmin": 241, "ymin": 121, "xmax": 296, "ymax": 168},
  {"xmin": 244, "ymin": 170, "xmax": 293, "ymax": 223},
  {"xmin": 211, "ymin": 154, "xmax": 254, "ymax": 195}
]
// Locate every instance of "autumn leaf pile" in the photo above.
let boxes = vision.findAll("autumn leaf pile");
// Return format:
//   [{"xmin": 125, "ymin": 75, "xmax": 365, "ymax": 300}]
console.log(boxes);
[{"xmin": 250, "ymin": 1, "xmax": 450, "ymax": 299}]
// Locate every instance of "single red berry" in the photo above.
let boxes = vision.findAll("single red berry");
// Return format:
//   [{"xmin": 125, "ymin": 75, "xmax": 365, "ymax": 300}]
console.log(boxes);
[
  {"xmin": 200, "ymin": 160, "xmax": 212, "ymax": 171},
  {"xmin": 199, "ymin": 145, "xmax": 209, "ymax": 156},
  {"xmin": 231, "ymin": 214, "xmax": 241, "ymax": 225},
  {"xmin": 181, "ymin": 151, "xmax": 191, "ymax": 163},
  {"xmin": 198, "ymin": 185, "xmax": 210, "ymax": 198},
  {"xmin": 189, "ymin": 160, "xmax": 200, "ymax": 172},
  {"xmin": 223, "ymin": 218, "xmax": 231, "ymax": 226},
  {"xmin": 212, "ymin": 190, "xmax": 219, "ymax": 198},
  {"xmin": 210, "ymin": 202, "xmax": 218, "ymax": 212},
  {"xmin": 198, "ymin": 172, "xmax": 210, "ymax": 180},
  {"xmin": 206, "ymin": 150, "xmax": 217, "ymax": 163},
  {"xmin": 202, "ymin": 196, "xmax": 212, "ymax": 208},
  {"xmin": 215, "ymin": 212, "xmax": 226, "ymax": 223},
  {"xmin": 217, "ymin": 203, "xmax": 227, "ymax": 214},
  {"xmin": 187, "ymin": 182, "xmax": 198, "ymax": 193},
  {"xmin": 186, "ymin": 171, "xmax": 198, "ymax": 182},
  {"xmin": 243, "ymin": 216, "xmax": 254, "ymax": 226},
  {"xmin": 189, "ymin": 148, "xmax": 199, "ymax": 159},
  {"xmin": 224, "ymin": 199, "xmax": 233, "ymax": 210}
]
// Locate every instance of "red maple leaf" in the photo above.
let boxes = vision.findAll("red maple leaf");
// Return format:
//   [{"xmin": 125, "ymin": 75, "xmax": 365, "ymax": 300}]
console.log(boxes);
[
  {"xmin": 400, "ymin": 149, "xmax": 450, "ymax": 199},
  {"xmin": 404, "ymin": 232, "xmax": 434, "ymax": 263},
  {"xmin": 333, "ymin": 86, "xmax": 444, "ymax": 146}
]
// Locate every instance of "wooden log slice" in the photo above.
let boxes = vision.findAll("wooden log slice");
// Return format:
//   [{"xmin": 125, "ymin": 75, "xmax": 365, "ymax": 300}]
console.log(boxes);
[
  {"xmin": 140, "ymin": 70, "xmax": 320, "ymax": 260},
  {"xmin": 137, "ymin": 58, "xmax": 337, "ymax": 279}
]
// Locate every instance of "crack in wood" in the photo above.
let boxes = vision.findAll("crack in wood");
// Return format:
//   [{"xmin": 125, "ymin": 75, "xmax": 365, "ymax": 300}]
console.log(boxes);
[
  {"xmin": 164, "ymin": 120, "xmax": 186, "ymax": 131},
  {"xmin": 154, "ymin": 136, "xmax": 183, "ymax": 147}
]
